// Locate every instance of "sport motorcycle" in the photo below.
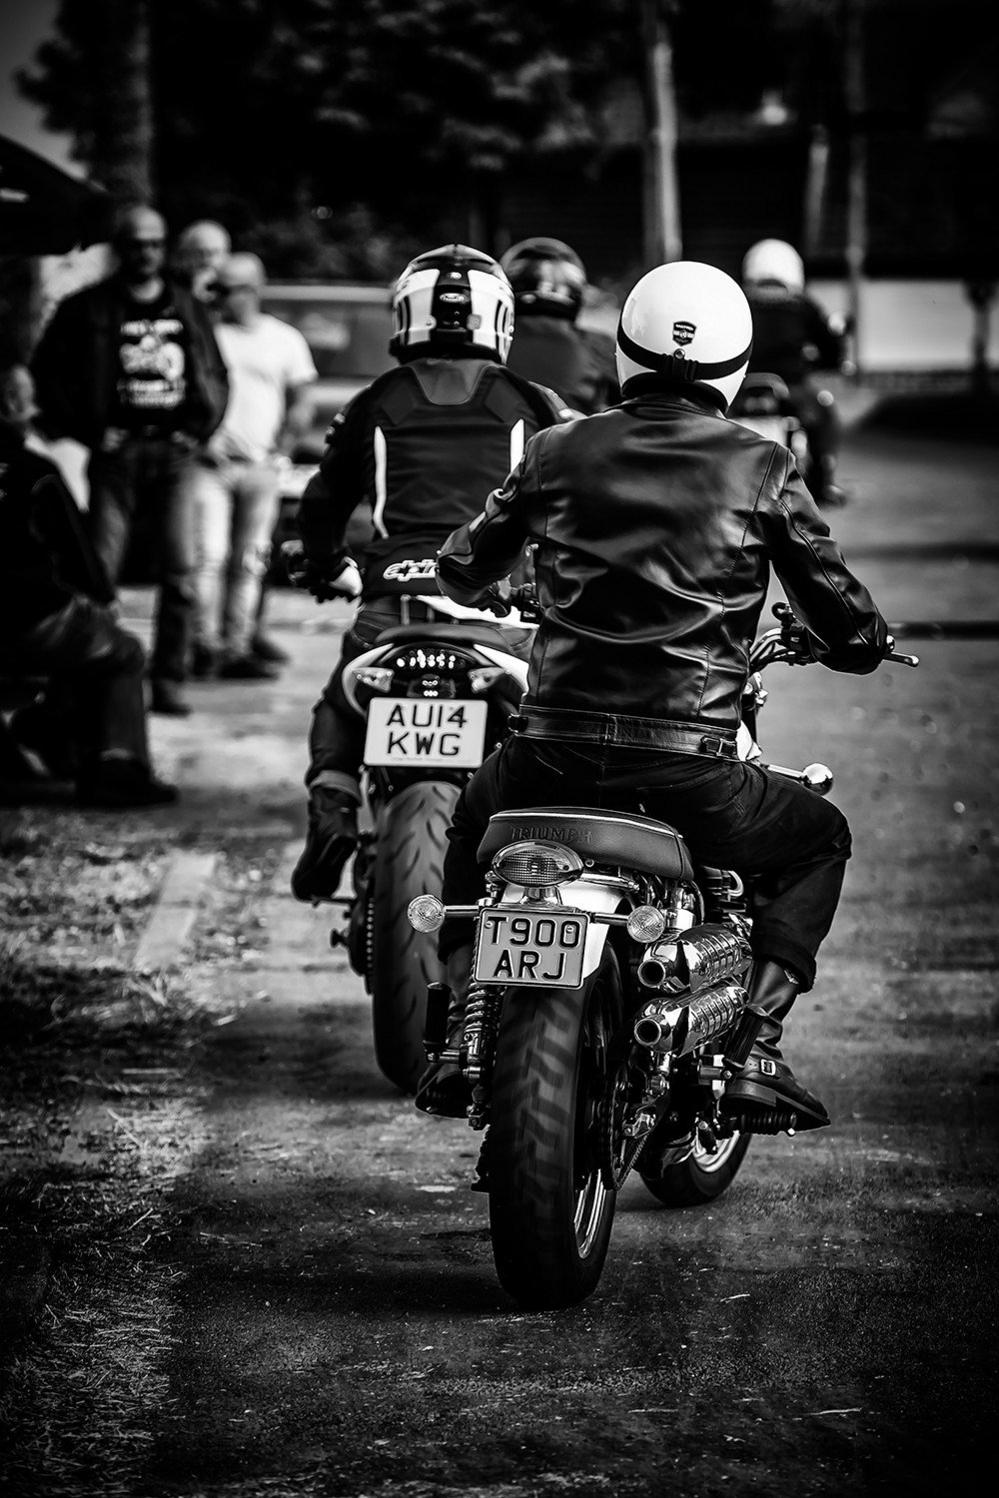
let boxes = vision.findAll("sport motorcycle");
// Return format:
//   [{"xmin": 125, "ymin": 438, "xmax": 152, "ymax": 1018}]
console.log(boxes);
[
  {"xmin": 284, "ymin": 541, "xmax": 535, "ymax": 1095},
  {"xmin": 408, "ymin": 603, "xmax": 918, "ymax": 1308}
]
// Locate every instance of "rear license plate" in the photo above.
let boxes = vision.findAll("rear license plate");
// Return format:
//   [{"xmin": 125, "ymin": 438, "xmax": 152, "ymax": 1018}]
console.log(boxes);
[
  {"xmin": 474, "ymin": 909, "xmax": 589, "ymax": 988},
  {"xmin": 364, "ymin": 698, "xmax": 487, "ymax": 767}
]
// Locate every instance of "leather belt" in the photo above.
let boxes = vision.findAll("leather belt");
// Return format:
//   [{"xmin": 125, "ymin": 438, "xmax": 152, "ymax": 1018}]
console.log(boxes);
[{"xmin": 507, "ymin": 704, "xmax": 739, "ymax": 759}]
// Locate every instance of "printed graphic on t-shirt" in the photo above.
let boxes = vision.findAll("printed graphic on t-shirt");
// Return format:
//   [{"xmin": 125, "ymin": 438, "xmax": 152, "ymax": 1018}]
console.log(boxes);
[{"xmin": 115, "ymin": 307, "xmax": 188, "ymax": 423}]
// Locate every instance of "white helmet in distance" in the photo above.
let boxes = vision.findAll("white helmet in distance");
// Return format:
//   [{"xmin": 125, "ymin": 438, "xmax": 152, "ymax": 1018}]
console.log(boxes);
[
  {"xmin": 741, "ymin": 238, "xmax": 805, "ymax": 292},
  {"xmin": 390, "ymin": 243, "xmax": 515, "ymax": 363},
  {"xmin": 616, "ymin": 260, "xmax": 754, "ymax": 411}
]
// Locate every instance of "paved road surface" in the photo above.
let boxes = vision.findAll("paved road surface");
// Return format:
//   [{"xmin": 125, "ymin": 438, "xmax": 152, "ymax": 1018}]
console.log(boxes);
[{"xmin": 8, "ymin": 401, "xmax": 999, "ymax": 1498}]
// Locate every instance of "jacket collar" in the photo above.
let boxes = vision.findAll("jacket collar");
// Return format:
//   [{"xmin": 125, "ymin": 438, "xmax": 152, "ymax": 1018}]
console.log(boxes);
[{"xmin": 620, "ymin": 381, "xmax": 726, "ymax": 417}]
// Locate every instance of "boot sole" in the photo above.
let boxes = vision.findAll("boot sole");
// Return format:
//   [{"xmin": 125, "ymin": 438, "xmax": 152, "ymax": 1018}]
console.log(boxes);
[{"xmin": 724, "ymin": 1075, "xmax": 830, "ymax": 1129}]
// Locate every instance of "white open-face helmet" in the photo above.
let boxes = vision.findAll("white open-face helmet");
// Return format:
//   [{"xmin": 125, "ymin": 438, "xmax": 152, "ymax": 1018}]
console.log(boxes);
[
  {"xmin": 390, "ymin": 244, "xmax": 515, "ymax": 362},
  {"xmin": 741, "ymin": 238, "xmax": 805, "ymax": 292},
  {"xmin": 616, "ymin": 260, "xmax": 754, "ymax": 410}
]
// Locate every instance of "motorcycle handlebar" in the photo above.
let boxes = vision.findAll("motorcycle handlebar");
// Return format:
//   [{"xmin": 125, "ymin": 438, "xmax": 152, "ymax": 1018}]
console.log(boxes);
[{"xmin": 753, "ymin": 602, "xmax": 919, "ymax": 670}]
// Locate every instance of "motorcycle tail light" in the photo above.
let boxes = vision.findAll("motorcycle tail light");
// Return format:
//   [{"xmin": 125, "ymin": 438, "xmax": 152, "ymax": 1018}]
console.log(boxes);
[
  {"xmin": 492, "ymin": 841, "xmax": 583, "ymax": 887},
  {"xmin": 468, "ymin": 666, "xmax": 503, "ymax": 694},
  {"xmin": 626, "ymin": 905, "xmax": 668, "ymax": 944},
  {"xmin": 408, "ymin": 894, "xmax": 446, "ymax": 932},
  {"xmin": 354, "ymin": 666, "xmax": 393, "ymax": 693},
  {"xmin": 407, "ymin": 674, "xmax": 457, "ymax": 698}
]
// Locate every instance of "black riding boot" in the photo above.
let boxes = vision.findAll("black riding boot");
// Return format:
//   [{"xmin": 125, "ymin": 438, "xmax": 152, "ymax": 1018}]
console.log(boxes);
[
  {"xmin": 723, "ymin": 959, "xmax": 830, "ymax": 1129},
  {"xmin": 290, "ymin": 787, "xmax": 358, "ymax": 902},
  {"xmin": 415, "ymin": 946, "xmax": 473, "ymax": 1118}
]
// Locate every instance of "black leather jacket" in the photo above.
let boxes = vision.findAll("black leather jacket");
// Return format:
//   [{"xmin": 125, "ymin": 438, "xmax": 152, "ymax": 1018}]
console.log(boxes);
[{"xmin": 437, "ymin": 385, "xmax": 887, "ymax": 739}]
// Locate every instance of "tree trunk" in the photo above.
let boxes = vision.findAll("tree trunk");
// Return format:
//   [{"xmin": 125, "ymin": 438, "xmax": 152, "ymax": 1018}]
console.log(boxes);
[{"xmin": 91, "ymin": 0, "xmax": 155, "ymax": 205}]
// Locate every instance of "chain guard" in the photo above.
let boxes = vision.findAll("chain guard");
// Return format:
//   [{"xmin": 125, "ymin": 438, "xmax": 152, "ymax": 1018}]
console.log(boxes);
[{"xmin": 597, "ymin": 1055, "xmax": 647, "ymax": 1190}]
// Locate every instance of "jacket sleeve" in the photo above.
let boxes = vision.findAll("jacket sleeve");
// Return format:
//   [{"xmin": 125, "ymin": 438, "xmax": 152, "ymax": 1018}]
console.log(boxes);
[
  {"xmin": 31, "ymin": 464, "xmax": 116, "ymax": 605},
  {"xmin": 30, "ymin": 299, "xmax": 86, "ymax": 443},
  {"xmin": 436, "ymin": 446, "xmax": 535, "ymax": 606},
  {"xmin": 179, "ymin": 289, "xmax": 229, "ymax": 440},
  {"xmin": 762, "ymin": 449, "xmax": 888, "ymax": 673},
  {"xmin": 296, "ymin": 398, "xmax": 365, "ymax": 568}
]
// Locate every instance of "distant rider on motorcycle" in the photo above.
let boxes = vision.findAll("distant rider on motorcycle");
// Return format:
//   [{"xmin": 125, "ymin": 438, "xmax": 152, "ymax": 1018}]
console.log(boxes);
[
  {"xmin": 741, "ymin": 238, "xmax": 848, "ymax": 507},
  {"xmin": 421, "ymin": 259, "xmax": 888, "ymax": 1126},
  {"xmin": 290, "ymin": 244, "xmax": 571, "ymax": 903},
  {"xmin": 501, "ymin": 237, "xmax": 619, "ymax": 414}
]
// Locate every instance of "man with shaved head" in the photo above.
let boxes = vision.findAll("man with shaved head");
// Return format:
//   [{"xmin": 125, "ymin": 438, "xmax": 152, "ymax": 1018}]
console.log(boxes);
[
  {"xmin": 186, "ymin": 251, "xmax": 317, "ymax": 678},
  {"xmin": 31, "ymin": 204, "xmax": 228, "ymax": 716}
]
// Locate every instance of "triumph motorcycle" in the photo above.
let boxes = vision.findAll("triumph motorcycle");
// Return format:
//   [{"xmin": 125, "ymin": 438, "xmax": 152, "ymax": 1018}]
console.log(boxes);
[
  {"xmin": 407, "ymin": 603, "xmax": 918, "ymax": 1309},
  {"xmin": 284, "ymin": 541, "xmax": 535, "ymax": 1095}
]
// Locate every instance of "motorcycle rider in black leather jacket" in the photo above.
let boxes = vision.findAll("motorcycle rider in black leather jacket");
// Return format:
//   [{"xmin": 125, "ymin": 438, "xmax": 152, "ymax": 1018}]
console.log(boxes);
[
  {"xmin": 290, "ymin": 244, "xmax": 571, "ymax": 903},
  {"xmin": 501, "ymin": 238, "xmax": 619, "ymax": 415},
  {"xmin": 742, "ymin": 238, "xmax": 848, "ymax": 508},
  {"xmin": 420, "ymin": 259, "xmax": 889, "ymax": 1127}
]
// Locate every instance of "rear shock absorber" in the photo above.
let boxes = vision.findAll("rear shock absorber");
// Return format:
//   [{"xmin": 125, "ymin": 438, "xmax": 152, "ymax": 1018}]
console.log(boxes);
[{"xmin": 464, "ymin": 985, "xmax": 501, "ymax": 1130}]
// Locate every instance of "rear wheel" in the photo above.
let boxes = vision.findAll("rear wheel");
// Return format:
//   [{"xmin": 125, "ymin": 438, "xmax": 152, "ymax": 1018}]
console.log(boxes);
[
  {"xmin": 640, "ymin": 1128, "xmax": 751, "ymax": 1207},
  {"xmin": 487, "ymin": 948, "xmax": 623, "ymax": 1309},
  {"xmin": 370, "ymin": 779, "xmax": 460, "ymax": 1094}
]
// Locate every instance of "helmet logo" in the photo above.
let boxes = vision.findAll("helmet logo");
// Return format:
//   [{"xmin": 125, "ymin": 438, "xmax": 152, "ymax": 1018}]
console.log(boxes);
[
  {"xmin": 672, "ymin": 320, "xmax": 696, "ymax": 345},
  {"xmin": 438, "ymin": 291, "xmax": 468, "ymax": 304}
]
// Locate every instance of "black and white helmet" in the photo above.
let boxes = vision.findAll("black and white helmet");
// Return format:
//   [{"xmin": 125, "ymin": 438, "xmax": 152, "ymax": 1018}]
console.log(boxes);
[
  {"xmin": 390, "ymin": 244, "xmax": 515, "ymax": 362},
  {"xmin": 616, "ymin": 260, "xmax": 754, "ymax": 411}
]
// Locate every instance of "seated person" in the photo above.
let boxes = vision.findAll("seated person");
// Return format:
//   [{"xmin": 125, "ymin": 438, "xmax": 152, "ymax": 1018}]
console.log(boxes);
[{"xmin": 0, "ymin": 365, "xmax": 177, "ymax": 807}]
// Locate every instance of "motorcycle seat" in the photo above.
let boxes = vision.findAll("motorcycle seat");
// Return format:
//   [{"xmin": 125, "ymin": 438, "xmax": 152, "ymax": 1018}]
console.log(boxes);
[
  {"xmin": 477, "ymin": 805, "xmax": 696, "ymax": 883},
  {"xmin": 375, "ymin": 622, "xmax": 522, "ymax": 650}
]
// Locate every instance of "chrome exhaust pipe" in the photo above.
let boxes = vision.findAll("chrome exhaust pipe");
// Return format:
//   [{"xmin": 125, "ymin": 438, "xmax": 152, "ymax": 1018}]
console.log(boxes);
[
  {"xmin": 634, "ymin": 981, "xmax": 747, "ymax": 1055},
  {"xmin": 637, "ymin": 923, "xmax": 750, "ymax": 993}
]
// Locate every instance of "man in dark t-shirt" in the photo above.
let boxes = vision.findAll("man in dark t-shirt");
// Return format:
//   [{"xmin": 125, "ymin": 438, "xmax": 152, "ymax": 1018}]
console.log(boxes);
[{"xmin": 31, "ymin": 205, "xmax": 228, "ymax": 716}]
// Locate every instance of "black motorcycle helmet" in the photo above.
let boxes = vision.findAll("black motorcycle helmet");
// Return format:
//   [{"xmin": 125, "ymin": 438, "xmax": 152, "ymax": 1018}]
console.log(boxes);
[{"xmin": 499, "ymin": 237, "xmax": 587, "ymax": 322}]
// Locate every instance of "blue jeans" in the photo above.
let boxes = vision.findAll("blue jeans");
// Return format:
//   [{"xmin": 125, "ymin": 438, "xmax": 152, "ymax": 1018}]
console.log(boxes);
[
  {"xmin": 186, "ymin": 456, "xmax": 282, "ymax": 657},
  {"xmin": 88, "ymin": 437, "xmax": 196, "ymax": 683},
  {"xmin": 439, "ymin": 734, "xmax": 852, "ymax": 990}
]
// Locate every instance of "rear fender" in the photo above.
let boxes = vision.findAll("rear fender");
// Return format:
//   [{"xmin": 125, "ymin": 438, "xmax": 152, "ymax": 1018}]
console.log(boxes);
[{"xmin": 493, "ymin": 877, "xmax": 626, "ymax": 980}]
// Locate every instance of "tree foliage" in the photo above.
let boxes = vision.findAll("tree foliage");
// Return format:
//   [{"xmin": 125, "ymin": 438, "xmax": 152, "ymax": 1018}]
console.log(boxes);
[{"xmin": 19, "ymin": 0, "xmax": 640, "ymax": 272}]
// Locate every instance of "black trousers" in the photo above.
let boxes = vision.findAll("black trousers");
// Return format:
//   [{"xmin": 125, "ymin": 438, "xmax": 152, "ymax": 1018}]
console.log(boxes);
[
  {"xmin": 2, "ymin": 598, "xmax": 151, "ymax": 783},
  {"xmin": 439, "ymin": 735, "xmax": 852, "ymax": 991}
]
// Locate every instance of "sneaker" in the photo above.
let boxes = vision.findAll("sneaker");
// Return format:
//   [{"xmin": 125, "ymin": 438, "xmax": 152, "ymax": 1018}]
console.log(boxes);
[
  {"xmin": 150, "ymin": 680, "xmax": 192, "ymax": 716},
  {"xmin": 216, "ymin": 653, "xmax": 281, "ymax": 681},
  {"xmin": 291, "ymin": 790, "xmax": 358, "ymax": 901},
  {"xmin": 77, "ymin": 759, "xmax": 178, "ymax": 808},
  {"xmin": 251, "ymin": 633, "xmax": 290, "ymax": 666}
]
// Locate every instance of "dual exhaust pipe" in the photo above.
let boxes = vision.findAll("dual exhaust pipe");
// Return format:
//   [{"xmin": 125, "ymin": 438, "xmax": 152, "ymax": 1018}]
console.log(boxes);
[{"xmin": 633, "ymin": 923, "xmax": 751, "ymax": 1055}]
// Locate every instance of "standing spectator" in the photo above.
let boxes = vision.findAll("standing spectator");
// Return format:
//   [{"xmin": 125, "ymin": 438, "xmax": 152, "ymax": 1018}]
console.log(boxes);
[
  {"xmin": 0, "ymin": 365, "xmax": 177, "ymax": 807},
  {"xmin": 188, "ymin": 252, "xmax": 317, "ymax": 679},
  {"xmin": 173, "ymin": 219, "xmax": 231, "ymax": 304},
  {"xmin": 175, "ymin": 221, "xmax": 288, "ymax": 668},
  {"xmin": 30, "ymin": 204, "xmax": 228, "ymax": 717}
]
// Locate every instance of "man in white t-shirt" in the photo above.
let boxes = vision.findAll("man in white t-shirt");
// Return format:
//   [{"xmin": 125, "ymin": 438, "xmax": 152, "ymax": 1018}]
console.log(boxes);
[{"xmin": 189, "ymin": 252, "xmax": 317, "ymax": 678}]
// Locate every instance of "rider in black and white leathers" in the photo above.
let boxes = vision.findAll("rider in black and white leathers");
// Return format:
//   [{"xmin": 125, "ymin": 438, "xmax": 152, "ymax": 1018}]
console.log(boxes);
[{"xmin": 290, "ymin": 244, "xmax": 570, "ymax": 903}]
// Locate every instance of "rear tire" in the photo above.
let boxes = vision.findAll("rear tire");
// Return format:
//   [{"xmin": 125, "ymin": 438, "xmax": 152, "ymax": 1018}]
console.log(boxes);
[
  {"xmin": 370, "ymin": 779, "xmax": 460, "ymax": 1094},
  {"xmin": 488, "ymin": 948, "xmax": 623, "ymax": 1309},
  {"xmin": 640, "ymin": 1129, "xmax": 751, "ymax": 1207}
]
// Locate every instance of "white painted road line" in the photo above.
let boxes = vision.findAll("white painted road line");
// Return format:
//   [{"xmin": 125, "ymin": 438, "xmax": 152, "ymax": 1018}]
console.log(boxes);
[{"xmin": 132, "ymin": 850, "xmax": 218, "ymax": 971}]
